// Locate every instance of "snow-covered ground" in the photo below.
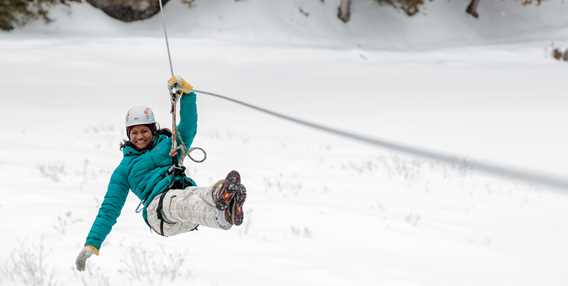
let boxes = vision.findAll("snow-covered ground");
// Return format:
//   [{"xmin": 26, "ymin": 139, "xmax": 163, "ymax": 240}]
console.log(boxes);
[{"xmin": 1, "ymin": 0, "xmax": 568, "ymax": 285}]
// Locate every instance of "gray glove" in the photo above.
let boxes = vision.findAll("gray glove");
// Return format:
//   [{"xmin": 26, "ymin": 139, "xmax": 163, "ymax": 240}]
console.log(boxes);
[{"xmin": 75, "ymin": 246, "xmax": 98, "ymax": 271}]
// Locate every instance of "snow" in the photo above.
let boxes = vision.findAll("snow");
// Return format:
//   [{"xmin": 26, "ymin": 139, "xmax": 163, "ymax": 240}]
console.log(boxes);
[{"xmin": 1, "ymin": 0, "xmax": 568, "ymax": 285}]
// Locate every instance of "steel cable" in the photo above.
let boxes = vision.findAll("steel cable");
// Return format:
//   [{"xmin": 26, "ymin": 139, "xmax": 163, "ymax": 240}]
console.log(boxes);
[
  {"xmin": 158, "ymin": 0, "xmax": 175, "ymax": 78},
  {"xmin": 155, "ymin": 0, "xmax": 567, "ymax": 192},
  {"xmin": 196, "ymin": 89, "xmax": 568, "ymax": 192}
]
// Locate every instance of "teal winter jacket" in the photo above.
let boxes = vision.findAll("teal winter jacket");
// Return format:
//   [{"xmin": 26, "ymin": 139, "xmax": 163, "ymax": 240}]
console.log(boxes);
[{"xmin": 85, "ymin": 92, "xmax": 198, "ymax": 250}]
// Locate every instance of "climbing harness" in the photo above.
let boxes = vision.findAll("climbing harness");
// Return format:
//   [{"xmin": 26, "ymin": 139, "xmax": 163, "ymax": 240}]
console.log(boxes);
[
  {"xmin": 156, "ymin": 1, "xmax": 568, "ymax": 192},
  {"xmin": 155, "ymin": 190, "xmax": 176, "ymax": 236},
  {"xmin": 151, "ymin": 172, "xmax": 200, "ymax": 236}
]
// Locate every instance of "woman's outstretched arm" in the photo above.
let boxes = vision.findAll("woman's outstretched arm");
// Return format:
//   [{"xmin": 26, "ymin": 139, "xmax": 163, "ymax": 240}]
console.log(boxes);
[{"xmin": 85, "ymin": 162, "xmax": 130, "ymax": 251}]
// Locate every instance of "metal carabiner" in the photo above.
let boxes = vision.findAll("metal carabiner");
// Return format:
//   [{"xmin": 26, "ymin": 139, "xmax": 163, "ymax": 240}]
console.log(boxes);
[{"xmin": 188, "ymin": 147, "xmax": 207, "ymax": 163}]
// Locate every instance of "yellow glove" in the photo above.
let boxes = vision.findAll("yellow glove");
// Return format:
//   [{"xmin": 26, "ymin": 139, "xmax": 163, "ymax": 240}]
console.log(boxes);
[{"xmin": 167, "ymin": 75, "xmax": 194, "ymax": 96}]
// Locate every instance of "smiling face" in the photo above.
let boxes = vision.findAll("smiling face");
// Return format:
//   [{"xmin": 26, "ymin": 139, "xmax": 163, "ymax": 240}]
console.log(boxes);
[{"xmin": 129, "ymin": 125, "xmax": 154, "ymax": 150}]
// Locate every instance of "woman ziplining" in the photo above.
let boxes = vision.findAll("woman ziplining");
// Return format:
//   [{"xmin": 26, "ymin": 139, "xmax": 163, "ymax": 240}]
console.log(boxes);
[
  {"xmin": 75, "ymin": 76, "xmax": 247, "ymax": 271},
  {"xmin": 73, "ymin": 0, "xmax": 568, "ymax": 272}
]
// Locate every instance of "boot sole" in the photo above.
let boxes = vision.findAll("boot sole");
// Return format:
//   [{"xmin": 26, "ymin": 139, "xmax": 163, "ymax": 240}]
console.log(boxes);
[
  {"xmin": 215, "ymin": 170, "xmax": 241, "ymax": 211},
  {"xmin": 231, "ymin": 184, "xmax": 247, "ymax": 226}
]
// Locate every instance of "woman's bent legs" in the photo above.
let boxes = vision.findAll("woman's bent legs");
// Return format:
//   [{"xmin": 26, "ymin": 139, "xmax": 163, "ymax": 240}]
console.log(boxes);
[{"xmin": 146, "ymin": 183, "xmax": 231, "ymax": 236}]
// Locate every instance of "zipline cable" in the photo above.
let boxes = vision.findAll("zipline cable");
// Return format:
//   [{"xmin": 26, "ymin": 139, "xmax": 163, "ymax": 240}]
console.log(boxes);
[
  {"xmin": 155, "ymin": 0, "xmax": 567, "ymax": 191},
  {"xmin": 158, "ymin": 0, "xmax": 175, "ymax": 78},
  {"xmin": 157, "ymin": 0, "xmax": 206, "ymax": 164},
  {"xmin": 158, "ymin": 0, "xmax": 185, "ymax": 164},
  {"xmin": 195, "ymin": 89, "xmax": 568, "ymax": 192}
]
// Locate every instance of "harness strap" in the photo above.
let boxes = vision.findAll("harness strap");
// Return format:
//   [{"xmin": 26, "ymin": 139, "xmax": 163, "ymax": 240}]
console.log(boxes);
[
  {"xmin": 156, "ymin": 189, "xmax": 176, "ymax": 236},
  {"xmin": 153, "ymin": 175, "xmax": 200, "ymax": 237}
]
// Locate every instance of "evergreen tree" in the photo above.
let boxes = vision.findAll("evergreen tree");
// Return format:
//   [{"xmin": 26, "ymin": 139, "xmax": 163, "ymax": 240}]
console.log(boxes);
[{"xmin": 0, "ymin": 0, "xmax": 78, "ymax": 31}]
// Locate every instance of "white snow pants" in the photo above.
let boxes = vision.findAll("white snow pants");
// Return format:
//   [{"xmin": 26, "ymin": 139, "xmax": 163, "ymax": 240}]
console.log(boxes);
[{"xmin": 146, "ymin": 183, "xmax": 232, "ymax": 236}]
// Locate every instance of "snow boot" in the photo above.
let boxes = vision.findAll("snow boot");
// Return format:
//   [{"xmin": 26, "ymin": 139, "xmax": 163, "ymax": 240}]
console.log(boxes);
[
  {"xmin": 212, "ymin": 170, "xmax": 241, "ymax": 211},
  {"xmin": 226, "ymin": 183, "xmax": 246, "ymax": 226}
]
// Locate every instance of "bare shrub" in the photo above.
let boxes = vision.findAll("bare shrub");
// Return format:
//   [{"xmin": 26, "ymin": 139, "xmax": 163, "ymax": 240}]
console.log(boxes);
[
  {"xmin": 52, "ymin": 211, "xmax": 82, "ymax": 235},
  {"xmin": 521, "ymin": 0, "xmax": 543, "ymax": 5},
  {"xmin": 181, "ymin": 0, "xmax": 196, "ymax": 7},
  {"xmin": 38, "ymin": 162, "xmax": 66, "ymax": 183},
  {"xmin": 551, "ymin": 47, "xmax": 568, "ymax": 63},
  {"xmin": 73, "ymin": 264, "xmax": 111, "ymax": 286},
  {"xmin": 376, "ymin": 0, "xmax": 426, "ymax": 16},
  {"xmin": 552, "ymin": 48, "xmax": 563, "ymax": 60},
  {"xmin": 117, "ymin": 245, "xmax": 190, "ymax": 285},
  {"xmin": 291, "ymin": 226, "xmax": 313, "ymax": 238},
  {"xmin": 0, "ymin": 240, "xmax": 58, "ymax": 286}
]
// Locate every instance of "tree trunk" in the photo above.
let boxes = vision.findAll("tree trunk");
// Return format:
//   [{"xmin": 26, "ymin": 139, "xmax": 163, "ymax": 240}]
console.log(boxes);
[
  {"xmin": 466, "ymin": 0, "xmax": 480, "ymax": 18},
  {"xmin": 552, "ymin": 48, "xmax": 563, "ymax": 61},
  {"xmin": 337, "ymin": 0, "xmax": 351, "ymax": 23}
]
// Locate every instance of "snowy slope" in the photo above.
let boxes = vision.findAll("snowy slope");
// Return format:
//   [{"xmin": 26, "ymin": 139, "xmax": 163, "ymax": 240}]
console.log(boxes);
[
  {"xmin": 10, "ymin": 0, "xmax": 568, "ymax": 48},
  {"xmin": 1, "ymin": 1, "xmax": 568, "ymax": 286}
]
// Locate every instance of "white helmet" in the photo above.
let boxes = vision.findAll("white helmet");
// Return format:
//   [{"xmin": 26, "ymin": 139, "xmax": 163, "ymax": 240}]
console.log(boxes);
[{"xmin": 125, "ymin": 106, "xmax": 156, "ymax": 128}]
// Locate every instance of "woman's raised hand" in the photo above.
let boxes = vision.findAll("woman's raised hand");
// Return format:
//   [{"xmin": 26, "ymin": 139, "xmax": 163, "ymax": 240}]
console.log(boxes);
[{"xmin": 168, "ymin": 75, "xmax": 194, "ymax": 97}]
